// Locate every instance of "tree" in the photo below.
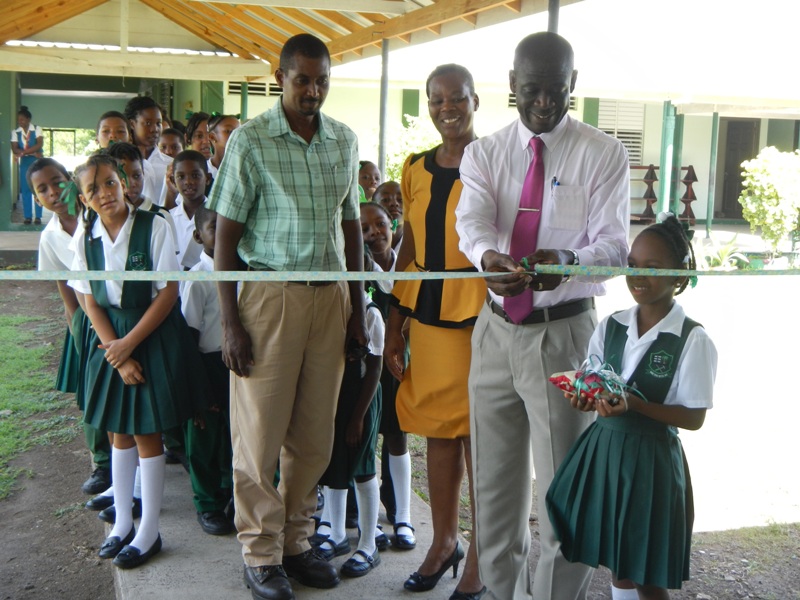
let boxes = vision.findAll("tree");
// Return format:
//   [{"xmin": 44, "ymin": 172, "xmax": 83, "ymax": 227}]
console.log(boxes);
[
  {"xmin": 383, "ymin": 115, "xmax": 441, "ymax": 182},
  {"xmin": 738, "ymin": 146, "xmax": 800, "ymax": 255}
]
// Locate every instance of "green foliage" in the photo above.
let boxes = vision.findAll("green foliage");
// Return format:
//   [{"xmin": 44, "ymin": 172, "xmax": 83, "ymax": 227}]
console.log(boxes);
[
  {"xmin": 738, "ymin": 146, "xmax": 800, "ymax": 254},
  {"xmin": 384, "ymin": 115, "xmax": 441, "ymax": 182},
  {"xmin": 697, "ymin": 234, "xmax": 749, "ymax": 270}
]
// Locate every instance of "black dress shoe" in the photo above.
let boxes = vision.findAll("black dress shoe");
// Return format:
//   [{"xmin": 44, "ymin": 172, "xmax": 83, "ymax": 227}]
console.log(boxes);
[
  {"xmin": 98, "ymin": 526, "xmax": 135, "ymax": 559},
  {"xmin": 341, "ymin": 549, "xmax": 381, "ymax": 578},
  {"xmin": 449, "ymin": 586, "xmax": 488, "ymax": 600},
  {"xmin": 393, "ymin": 522, "xmax": 417, "ymax": 550},
  {"xmin": 82, "ymin": 467, "xmax": 111, "ymax": 495},
  {"xmin": 283, "ymin": 548, "xmax": 340, "ymax": 589},
  {"xmin": 112, "ymin": 534, "xmax": 162, "ymax": 569},
  {"xmin": 85, "ymin": 494, "xmax": 114, "ymax": 511},
  {"xmin": 404, "ymin": 540, "xmax": 465, "ymax": 592},
  {"xmin": 244, "ymin": 565, "xmax": 295, "ymax": 600},
  {"xmin": 98, "ymin": 497, "xmax": 142, "ymax": 524},
  {"xmin": 197, "ymin": 510, "xmax": 234, "ymax": 535},
  {"xmin": 308, "ymin": 521, "xmax": 331, "ymax": 547},
  {"xmin": 317, "ymin": 537, "xmax": 350, "ymax": 561}
]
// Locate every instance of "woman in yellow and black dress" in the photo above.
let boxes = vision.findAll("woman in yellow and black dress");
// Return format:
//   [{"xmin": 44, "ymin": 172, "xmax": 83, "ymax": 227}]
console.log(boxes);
[{"xmin": 384, "ymin": 64, "xmax": 486, "ymax": 600}]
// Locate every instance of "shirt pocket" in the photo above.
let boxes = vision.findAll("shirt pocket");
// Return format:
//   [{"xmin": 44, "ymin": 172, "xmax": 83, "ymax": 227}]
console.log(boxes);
[{"xmin": 548, "ymin": 185, "xmax": 587, "ymax": 231}]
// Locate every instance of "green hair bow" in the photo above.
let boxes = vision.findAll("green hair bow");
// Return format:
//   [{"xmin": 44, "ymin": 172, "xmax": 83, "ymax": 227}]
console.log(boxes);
[{"xmin": 58, "ymin": 181, "xmax": 80, "ymax": 216}]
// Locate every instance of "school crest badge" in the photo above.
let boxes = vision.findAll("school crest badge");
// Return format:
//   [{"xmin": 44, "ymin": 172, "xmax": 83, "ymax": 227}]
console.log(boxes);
[
  {"xmin": 647, "ymin": 350, "xmax": 674, "ymax": 378},
  {"xmin": 128, "ymin": 252, "xmax": 148, "ymax": 271}
]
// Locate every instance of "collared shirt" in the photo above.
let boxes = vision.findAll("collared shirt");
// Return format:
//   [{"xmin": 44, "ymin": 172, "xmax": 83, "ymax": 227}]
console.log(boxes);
[
  {"xmin": 12, "ymin": 125, "xmax": 42, "ymax": 148},
  {"xmin": 207, "ymin": 100, "xmax": 359, "ymax": 271},
  {"xmin": 38, "ymin": 216, "xmax": 73, "ymax": 272},
  {"xmin": 142, "ymin": 159, "xmax": 160, "ymax": 206},
  {"xmin": 145, "ymin": 147, "xmax": 173, "ymax": 205},
  {"xmin": 180, "ymin": 252, "xmax": 221, "ymax": 354},
  {"xmin": 456, "ymin": 114, "xmax": 631, "ymax": 307},
  {"xmin": 588, "ymin": 303, "xmax": 717, "ymax": 408},
  {"xmin": 68, "ymin": 207, "xmax": 178, "ymax": 307},
  {"xmin": 169, "ymin": 195, "xmax": 207, "ymax": 269},
  {"xmin": 370, "ymin": 247, "xmax": 397, "ymax": 294},
  {"xmin": 138, "ymin": 197, "xmax": 179, "ymax": 255}
]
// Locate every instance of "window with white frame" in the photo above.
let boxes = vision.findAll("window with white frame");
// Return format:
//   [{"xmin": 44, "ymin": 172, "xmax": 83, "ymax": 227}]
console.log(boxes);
[{"xmin": 598, "ymin": 100, "xmax": 644, "ymax": 166}]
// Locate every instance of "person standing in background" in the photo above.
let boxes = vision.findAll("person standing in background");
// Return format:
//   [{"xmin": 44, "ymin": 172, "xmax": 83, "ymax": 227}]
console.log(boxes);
[{"xmin": 11, "ymin": 106, "xmax": 44, "ymax": 224}]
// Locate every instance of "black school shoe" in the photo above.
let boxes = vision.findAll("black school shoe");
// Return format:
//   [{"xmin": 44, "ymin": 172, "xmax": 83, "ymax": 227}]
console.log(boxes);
[
  {"xmin": 98, "ymin": 526, "xmax": 135, "ymax": 559},
  {"xmin": 341, "ymin": 549, "xmax": 381, "ymax": 578},
  {"xmin": 197, "ymin": 510, "xmax": 234, "ymax": 535},
  {"xmin": 82, "ymin": 467, "xmax": 111, "ymax": 495},
  {"xmin": 113, "ymin": 534, "xmax": 162, "ymax": 569},
  {"xmin": 282, "ymin": 548, "xmax": 340, "ymax": 589},
  {"xmin": 98, "ymin": 497, "xmax": 142, "ymax": 524},
  {"xmin": 85, "ymin": 493, "xmax": 114, "ymax": 511},
  {"xmin": 244, "ymin": 565, "xmax": 295, "ymax": 600}
]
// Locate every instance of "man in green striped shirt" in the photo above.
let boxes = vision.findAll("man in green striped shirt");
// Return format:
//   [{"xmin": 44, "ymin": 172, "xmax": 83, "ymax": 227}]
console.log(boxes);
[{"xmin": 209, "ymin": 33, "xmax": 367, "ymax": 600}]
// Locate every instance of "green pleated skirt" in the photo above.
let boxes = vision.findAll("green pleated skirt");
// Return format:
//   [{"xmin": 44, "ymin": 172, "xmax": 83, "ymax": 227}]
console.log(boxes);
[
  {"xmin": 57, "ymin": 307, "xmax": 91, "ymax": 409},
  {"xmin": 82, "ymin": 304, "xmax": 210, "ymax": 435},
  {"xmin": 545, "ymin": 413, "xmax": 694, "ymax": 589},
  {"xmin": 319, "ymin": 361, "xmax": 382, "ymax": 489}
]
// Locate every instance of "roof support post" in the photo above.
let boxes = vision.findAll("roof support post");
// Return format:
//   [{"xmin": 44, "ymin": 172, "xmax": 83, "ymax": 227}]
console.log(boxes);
[
  {"xmin": 548, "ymin": 0, "xmax": 560, "ymax": 32},
  {"xmin": 240, "ymin": 82, "xmax": 248, "ymax": 122},
  {"xmin": 378, "ymin": 38, "xmax": 390, "ymax": 180},
  {"xmin": 706, "ymin": 111, "xmax": 719, "ymax": 236},
  {"xmin": 658, "ymin": 100, "xmax": 675, "ymax": 215}
]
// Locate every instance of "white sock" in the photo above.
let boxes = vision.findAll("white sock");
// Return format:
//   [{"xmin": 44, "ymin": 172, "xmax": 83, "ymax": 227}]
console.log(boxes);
[
  {"xmin": 353, "ymin": 478, "xmax": 379, "ymax": 560},
  {"xmin": 129, "ymin": 454, "xmax": 165, "ymax": 552},
  {"xmin": 389, "ymin": 452, "xmax": 413, "ymax": 535},
  {"xmin": 319, "ymin": 488, "xmax": 348, "ymax": 551},
  {"xmin": 317, "ymin": 486, "xmax": 333, "ymax": 537},
  {"xmin": 611, "ymin": 584, "xmax": 640, "ymax": 600},
  {"xmin": 109, "ymin": 446, "xmax": 138, "ymax": 539},
  {"xmin": 133, "ymin": 465, "xmax": 142, "ymax": 499}
]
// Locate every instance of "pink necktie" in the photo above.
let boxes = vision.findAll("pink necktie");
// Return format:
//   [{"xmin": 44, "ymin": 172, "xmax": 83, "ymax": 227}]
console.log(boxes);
[{"xmin": 504, "ymin": 136, "xmax": 544, "ymax": 324}]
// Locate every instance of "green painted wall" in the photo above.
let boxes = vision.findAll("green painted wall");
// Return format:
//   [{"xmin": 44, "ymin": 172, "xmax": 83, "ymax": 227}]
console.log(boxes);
[
  {"xmin": 0, "ymin": 72, "xmax": 16, "ymax": 230},
  {"xmin": 19, "ymin": 95, "xmax": 128, "ymax": 130},
  {"xmin": 582, "ymin": 97, "xmax": 599, "ymax": 127},
  {"xmin": 18, "ymin": 73, "xmax": 144, "ymax": 94},
  {"xmin": 401, "ymin": 89, "xmax": 420, "ymax": 126},
  {"xmin": 766, "ymin": 119, "xmax": 797, "ymax": 152},
  {"xmin": 173, "ymin": 80, "xmax": 202, "ymax": 123}
]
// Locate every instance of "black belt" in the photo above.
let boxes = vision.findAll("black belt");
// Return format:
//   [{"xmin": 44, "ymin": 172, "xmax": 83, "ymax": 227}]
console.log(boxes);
[
  {"xmin": 247, "ymin": 265, "xmax": 335, "ymax": 287},
  {"xmin": 487, "ymin": 295, "xmax": 594, "ymax": 325}
]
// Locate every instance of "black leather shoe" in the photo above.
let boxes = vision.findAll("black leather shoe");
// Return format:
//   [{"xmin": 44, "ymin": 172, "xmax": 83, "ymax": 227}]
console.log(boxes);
[
  {"xmin": 98, "ymin": 526, "xmax": 135, "ymax": 559},
  {"xmin": 317, "ymin": 537, "xmax": 350, "ymax": 561},
  {"xmin": 308, "ymin": 521, "xmax": 330, "ymax": 547},
  {"xmin": 85, "ymin": 494, "xmax": 114, "ymax": 511},
  {"xmin": 112, "ymin": 534, "xmax": 162, "ymax": 569},
  {"xmin": 449, "ymin": 586, "xmax": 488, "ymax": 600},
  {"xmin": 82, "ymin": 467, "xmax": 111, "ymax": 495},
  {"xmin": 404, "ymin": 540, "xmax": 465, "ymax": 592},
  {"xmin": 375, "ymin": 529, "xmax": 390, "ymax": 551},
  {"xmin": 244, "ymin": 565, "xmax": 295, "ymax": 600},
  {"xmin": 393, "ymin": 522, "xmax": 417, "ymax": 550},
  {"xmin": 283, "ymin": 548, "xmax": 340, "ymax": 589},
  {"xmin": 341, "ymin": 549, "xmax": 381, "ymax": 578},
  {"xmin": 98, "ymin": 497, "xmax": 142, "ymax": 524},
  {"xmin": 197, "ymin": 510, "xmax": 234, "ymax": 535}
]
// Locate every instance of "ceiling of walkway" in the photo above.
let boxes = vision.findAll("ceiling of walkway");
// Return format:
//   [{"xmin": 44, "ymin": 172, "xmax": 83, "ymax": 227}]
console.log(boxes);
[{"xmin": 0, "ymin": 0, "xmax": 575, "ymax": 80}]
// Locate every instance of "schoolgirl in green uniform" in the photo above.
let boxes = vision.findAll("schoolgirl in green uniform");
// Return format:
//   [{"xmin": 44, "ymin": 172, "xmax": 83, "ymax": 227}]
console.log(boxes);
[
  {"xmin": 546, "ymin": 215, "xmax": 718, "ymax": 599},
  {"xmin": 69, "ymin": 154, "xmax": 208, "ymax": 569}
]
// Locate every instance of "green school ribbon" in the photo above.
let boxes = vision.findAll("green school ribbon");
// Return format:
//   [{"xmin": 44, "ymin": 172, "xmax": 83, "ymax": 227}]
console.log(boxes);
[{"xmin": 58, "ymin": 181, "xmax": 79, "ymax": 216}]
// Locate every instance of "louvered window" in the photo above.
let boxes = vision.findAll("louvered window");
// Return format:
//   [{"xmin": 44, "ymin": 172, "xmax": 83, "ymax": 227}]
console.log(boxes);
[
  {"xmin": 227, "ymin": 82, "xmax": 279, "ymax": 96},
  {"xmin": 598, "ymin": 100, "xmax": 644, "ymax": 166}
]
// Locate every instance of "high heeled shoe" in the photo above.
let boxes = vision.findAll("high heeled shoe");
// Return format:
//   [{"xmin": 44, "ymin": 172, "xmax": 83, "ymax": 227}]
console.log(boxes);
[
  {"xmin": 449, "ymin": 586, "xmax": 488, "ymax": 600},
  {"xmin": 403, "ymin": 540, "xmax": 465, "ymax": 592}
]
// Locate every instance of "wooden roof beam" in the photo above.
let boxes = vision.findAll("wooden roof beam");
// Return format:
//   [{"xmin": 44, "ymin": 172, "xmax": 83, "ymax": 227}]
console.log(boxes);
[
  {"xmin": 0, "ymin": 0, "xmax": 108, "ymax": 45},
  {"xmin": 270, "ymin": 7, "xmax": 343, "ymax": 43},
  {"xmin": 328, "ymin": 0, "xmax": 517, "ymax": 58}
]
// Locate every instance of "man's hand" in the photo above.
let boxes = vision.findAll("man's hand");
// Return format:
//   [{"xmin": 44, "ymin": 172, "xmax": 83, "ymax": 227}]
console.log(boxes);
[
  {"xmin": 524, "ymin": 249, "xmax": 570, "ymax": 292},
  {"xmin": 345, "ymin": 311, "xmax": 369, "ymax": 355},
  {"xmin": 481, "ymin": 250, "xmax": 530, "ymax": 297},
  {"xmin": 222, "ymin": 321, "xmax": 254, "ymax": 378}
]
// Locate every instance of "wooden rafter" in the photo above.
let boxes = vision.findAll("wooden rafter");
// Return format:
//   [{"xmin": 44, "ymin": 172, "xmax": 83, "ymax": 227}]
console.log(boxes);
[
  {"xmin": 327, "ymin": 0, "xmax": 516, "ymax": 57},
  {"xmin": 139, "ymin": 0, "xmax": 258, "ymax": 60},
  {"xmin": 270, "ymin": 7, "xmax": 343, "ymax": 43},
  {"xmin": 201, "ymin": 3, "xmax": 284, "ymax": 61},
  {"xmin": 0, "ymin": 0, "xmax": 108, "ymax": 45},
  {"xmin": 314, "ymin": 10, "xmax": 368, "ymax": 35}
]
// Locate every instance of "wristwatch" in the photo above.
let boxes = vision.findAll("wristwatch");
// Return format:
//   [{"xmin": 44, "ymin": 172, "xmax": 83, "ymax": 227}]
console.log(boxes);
[{"xmin": 563, "ymin": 249, "xmax": 579, "ymax": 282}]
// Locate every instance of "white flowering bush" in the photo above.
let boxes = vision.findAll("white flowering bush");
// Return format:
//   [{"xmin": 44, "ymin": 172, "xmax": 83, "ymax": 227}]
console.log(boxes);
[{"xmin": 738, "ymin": 146, "xmax": 800, "ymax": 254}]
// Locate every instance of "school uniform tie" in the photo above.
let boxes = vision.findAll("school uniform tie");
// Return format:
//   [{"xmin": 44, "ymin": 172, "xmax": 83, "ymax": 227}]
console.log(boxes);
[{"xmin": 504, "ymin": 136, "xmax": 544, "ymax": 324}]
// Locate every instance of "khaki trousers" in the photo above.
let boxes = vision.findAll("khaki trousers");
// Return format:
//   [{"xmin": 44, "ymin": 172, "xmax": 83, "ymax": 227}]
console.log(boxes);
[
  {"xmin": 469, "ymin": 302, "xmax": 596, "ymax": 600},
  {"xmin": 231, "ymin": 281, "xmax": 348, "ymax": 566}
]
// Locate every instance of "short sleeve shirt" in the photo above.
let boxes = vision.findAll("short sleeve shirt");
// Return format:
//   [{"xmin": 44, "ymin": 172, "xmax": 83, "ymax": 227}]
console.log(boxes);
[{"xmin": 207, "ymin": 101, "xmax": 360, "ymax": 271}]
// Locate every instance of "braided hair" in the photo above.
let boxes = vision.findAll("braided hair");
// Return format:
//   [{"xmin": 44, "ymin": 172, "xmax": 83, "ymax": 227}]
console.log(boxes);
[
  {"xmin": 73, "ymin": 154, "xmax": 130, "ymax": 244},
  {"xmin": 643, "ymin": 214, "xmax": 696, "ymax": 295},
  {"xmin": 185, "ymin": 112, "xmax": 210, "ymax": 148}
]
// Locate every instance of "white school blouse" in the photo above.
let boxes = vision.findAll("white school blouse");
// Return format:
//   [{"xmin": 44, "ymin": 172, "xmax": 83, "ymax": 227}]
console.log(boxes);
[
  {"xmin": 587, "ymin": 303, "xmax": 717, "ymax": 409},
  {"xmin": 38, "ymin": 216, "xmax": 74, "ymax": 272},
  {"xmin": 169, "ymin": 195, "xmax": 207, "ymax": 269},
  {"xmin": 180, "ymin": 252, "xmax": 221, "ymax": 354},
  {"xmin": 68, "ymin": 208, "xmax": 179, "ymax": 308}
]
